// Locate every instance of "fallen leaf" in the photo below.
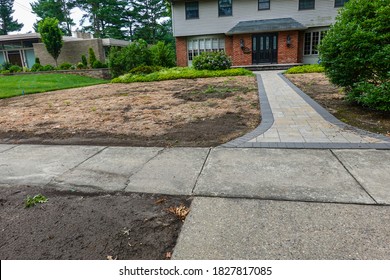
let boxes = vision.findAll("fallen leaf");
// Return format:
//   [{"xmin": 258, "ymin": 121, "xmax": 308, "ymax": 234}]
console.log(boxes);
[
  {"xmin": 167, "ymin": 204, "xmax": 190, "ymax": 221},
  {"xmin": 165, "ymin": 252, "xmax": 172, "ymax": 259}
]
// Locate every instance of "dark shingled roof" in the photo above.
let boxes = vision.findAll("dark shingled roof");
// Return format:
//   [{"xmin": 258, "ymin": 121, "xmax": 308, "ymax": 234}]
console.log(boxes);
[{"xmin": 226, "ymin": 18, "xmax": 307, "ymax": 35}]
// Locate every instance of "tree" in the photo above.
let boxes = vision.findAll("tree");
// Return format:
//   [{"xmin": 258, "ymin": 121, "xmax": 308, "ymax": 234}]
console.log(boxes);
[
  {"xmin": 319, "ymin": 0, "xmax": 390, "ymax": 111},
  {"xmin": 0, "ymin": 0, "xmax": 23, "ymax": 35},
  {"xmin": 131, "ymin": 0, "xmax": 170, "ymax": 44},
  {"xmin": 38, "ymin": 17, "xmax": 63, "ymax": 66},
  {"xmin": 31, "ymin": 0, "xmax": 75, "ymax": 36},
  {"xmin": 77, "ymin": 0, "xmax": 127, "ymax": 39}
]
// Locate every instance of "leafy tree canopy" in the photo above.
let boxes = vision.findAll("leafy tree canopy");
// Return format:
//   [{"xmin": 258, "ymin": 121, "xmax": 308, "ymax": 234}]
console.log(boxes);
[
  {"xmin": 38, "ymin": 17, "xmax": 64, "ymax": 66},
  {"xmin": 0, "ymin": 0, "xmax": 23, "ymax": 35}
]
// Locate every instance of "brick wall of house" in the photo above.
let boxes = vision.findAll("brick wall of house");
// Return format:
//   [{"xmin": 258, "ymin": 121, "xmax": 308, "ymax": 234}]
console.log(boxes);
[
  {"xmin": 33, "ymin": 39, "xmax": 105, "ymax": 66},
  {"xmin": 225, "ymin": 36, "xmax": 233, "ymax": 58},
  {"xmin": 176, "ymin": 37, "xmax": 187, "ymax": 67},
  {"xmin": 277, "ymin": 31, "xmax": 300, "ymax": 64},
  {"xmin": 231, "ymin": 34, "xmax": 252, "ymax": 66}
]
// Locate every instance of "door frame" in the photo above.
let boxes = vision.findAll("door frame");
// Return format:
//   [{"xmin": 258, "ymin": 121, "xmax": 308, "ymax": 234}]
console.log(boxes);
[{"xmin": 252, "ymin": 33, "xmax": 278, "ymax": 64}]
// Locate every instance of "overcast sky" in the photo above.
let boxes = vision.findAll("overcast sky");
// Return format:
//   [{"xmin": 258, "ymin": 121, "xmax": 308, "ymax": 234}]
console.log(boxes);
[{"xmin": 12, "ymin": 0, "xmax": 84, "ymax": 34}]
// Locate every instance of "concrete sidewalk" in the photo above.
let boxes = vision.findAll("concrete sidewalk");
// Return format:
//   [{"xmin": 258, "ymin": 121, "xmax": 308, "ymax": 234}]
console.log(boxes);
[{"xmin": 1, "ymin": 144, "xmax": 390, "ymax": 259}]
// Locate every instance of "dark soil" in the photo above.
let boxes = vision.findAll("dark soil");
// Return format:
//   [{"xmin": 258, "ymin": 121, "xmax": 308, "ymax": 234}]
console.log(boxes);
[
  {"xmin": 0, "ymin": 186, "xmax": 191, "ymax": 260},
  {"xmin": 285, "ymin": 73, "xmax": 390, "ymax": 136}
]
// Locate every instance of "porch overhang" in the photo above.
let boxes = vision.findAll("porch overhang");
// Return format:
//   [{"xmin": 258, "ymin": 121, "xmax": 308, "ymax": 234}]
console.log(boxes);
[{"xmin": 226, "ymin": 18, "xmax": 307, "ymax": 35}]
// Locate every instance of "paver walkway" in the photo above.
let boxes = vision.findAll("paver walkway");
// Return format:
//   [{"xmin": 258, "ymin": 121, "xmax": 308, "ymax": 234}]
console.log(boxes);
[{"xmin": 224, "ymin": 71, "xmax": 390, "ymax": 149}]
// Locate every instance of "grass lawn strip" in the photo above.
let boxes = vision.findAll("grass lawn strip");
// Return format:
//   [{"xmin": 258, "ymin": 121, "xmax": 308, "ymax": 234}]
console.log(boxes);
[{"xmin": 0, "ymin": 73, "xmax": 106, "ymax": 99}]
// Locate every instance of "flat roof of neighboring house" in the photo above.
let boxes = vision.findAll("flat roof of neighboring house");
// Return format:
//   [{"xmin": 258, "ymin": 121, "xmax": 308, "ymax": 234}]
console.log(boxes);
[
  {"xmin": 226, "ymin": 18, "xmax": 307, "ymax": 35},
  {"xmin": 0, "ymin": 33, "xmax": 130, "ymax": 47}
]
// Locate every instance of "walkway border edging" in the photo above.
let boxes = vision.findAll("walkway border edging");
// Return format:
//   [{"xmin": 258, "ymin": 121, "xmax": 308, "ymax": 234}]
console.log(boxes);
[{"xmin": 221, "ymin": 74, "xmax": 274, "ymax": 147}]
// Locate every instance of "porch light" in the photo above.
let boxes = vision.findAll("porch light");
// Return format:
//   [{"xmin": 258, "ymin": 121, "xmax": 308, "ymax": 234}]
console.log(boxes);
[
  {"xmin": 286, "ymin": 35, "xmax": 291, "ymax": 47},
  {"xmin": 240, "ymin": 39, "xmax": 245, "ymax": 49}
]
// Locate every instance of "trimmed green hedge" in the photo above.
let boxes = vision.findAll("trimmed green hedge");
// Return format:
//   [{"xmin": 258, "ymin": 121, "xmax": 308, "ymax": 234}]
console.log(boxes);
[
  {"xmin": 284, "ymin": 64, "xmax": 325, "ymax": 74},
  {"xmin": 112, "ymin": 67, "xmax": 254, "ymax": 83}
]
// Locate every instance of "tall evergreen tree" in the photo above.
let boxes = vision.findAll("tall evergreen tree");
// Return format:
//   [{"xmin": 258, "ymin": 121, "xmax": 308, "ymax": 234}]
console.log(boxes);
[
  {"xmin": 131, "ymin": 0, "xmax": 169, "ymax": 44},
  {"xmin": 77, "ymin": 0, "xmax": 127, "ymax": 39},
  {"xmin": 31, "ymin": 0, "xmax": 75, "ymax": 36},
  {"xmin": 0, "ymin": 0, "xmax": 23, "ymax": 35}
]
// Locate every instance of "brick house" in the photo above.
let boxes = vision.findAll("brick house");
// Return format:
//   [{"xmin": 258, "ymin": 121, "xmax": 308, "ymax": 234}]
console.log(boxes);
[
  {"xmin": 171, "ymin": 0, "xmax": 349, "ymax": 67},
  {"xmin": 0, "ymin": 32, "xmax": 129, "ymax": 68}
]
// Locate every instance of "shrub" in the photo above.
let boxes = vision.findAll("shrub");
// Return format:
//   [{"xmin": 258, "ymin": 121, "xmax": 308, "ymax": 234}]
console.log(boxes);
[
  {"xmin": 319, "ymin": 0, "xmax": 390, "ymax": 111},
  {"xmin": 284, "ymin": 64, "xmax": 325, "ymax": 74},
  {"xmin": 58, "ymin": 62, "xmax": 73, "ymax": 70},
  {"xmin": 129, "ymin": 65, "xmax": 163, "ymax": 75},
  {"xmin": 9, "ymin": 65, "xmax": 22, "ymax": 73},
  {"xmin": 42, "ymin": 64, "xmax": 55, "ymax": 71},
  {"xmin": 193, "ymin": 51, "xmax": 232, "ymax": 71},
  {"xmin": 92, "ymin": 60, "xmax": 108, "ymax": 69},
  {"xmin": 150, "ymin": 41, "xmax": 176, "ymax": 68},
  {"xmin": 35, "ymin": 57, "xmax": 40, "ymax": 64},
  {"xmin": 1, "ymin": 62, "xmax": 13, "ymax": 71},
  {"xmin": 112, "ymin": 67, "xmax": 254, "ymax": 83},
  {"xmin": 31, "ymin": 63, "xmax": 43, "ymax": 72},
  {"xmin": 108, "ymin": 39, "xmax": 151, "ymax": 78},
  {"xmin": 88, "ymin": 48, "xmax": 97, "ymax": 68},
  {"xmin": 1, "ymin": 70, "xmax": 11, "ymax": 75},
  {"xmin": 81, "ymin": 55, "xmax": 88, "ymax": 67},
  {"xmin": 76, "ymin": 62, "xmax": 85, "ymax": 69}
]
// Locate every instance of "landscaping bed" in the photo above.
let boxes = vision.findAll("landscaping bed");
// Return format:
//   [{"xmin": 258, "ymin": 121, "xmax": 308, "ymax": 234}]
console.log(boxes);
[
  {"xmin": 285, "ymin": 73, "xmax": 390, "ymax": 136},
  {"xmin": 0, "ymin": 185, "xmax": 190, "ymax": 260},
  {"xmin": 0, "ymin": 76, "xmax": 260, "ymax": 147}
]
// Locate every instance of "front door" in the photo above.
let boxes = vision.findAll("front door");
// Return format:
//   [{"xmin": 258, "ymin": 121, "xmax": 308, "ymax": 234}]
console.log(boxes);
[
  {"xmin": 7, "ymin": 51, "xmax": 23, "ymax": 67},
  {"xmin": 252, "ymin": 33, "xmax": 278, "ymax": 64}
]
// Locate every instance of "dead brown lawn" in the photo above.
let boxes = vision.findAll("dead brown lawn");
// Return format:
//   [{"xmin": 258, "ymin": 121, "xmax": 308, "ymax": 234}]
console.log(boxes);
[{"xmin": 0, "ymin": 76, "xmax": 260, "ymax": 147}]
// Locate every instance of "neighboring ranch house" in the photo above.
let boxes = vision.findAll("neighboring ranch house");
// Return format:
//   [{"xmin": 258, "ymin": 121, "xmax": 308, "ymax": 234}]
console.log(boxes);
[
  {"xmin": 0, "ymin": 32, "xmax": 129, "ymax": 68},
  {"xmin": 171, "ymin": 0, "xmax": 349, "ymax": 66}
]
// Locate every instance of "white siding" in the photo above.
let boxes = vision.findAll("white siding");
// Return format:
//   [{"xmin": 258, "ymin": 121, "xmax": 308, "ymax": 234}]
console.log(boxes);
[{"xmin": 172, "ymin": 0, "xmax": 340, "ymax": 37}]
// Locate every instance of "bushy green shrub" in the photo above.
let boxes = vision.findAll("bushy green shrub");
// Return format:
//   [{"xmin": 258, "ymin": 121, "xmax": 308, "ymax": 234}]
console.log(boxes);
[
  {"xmin": 1, "ymin": 62, "xmax": 13, "ymax": 71},
  {"xmin": 108, "ymin": 39, "xmax": 151, "ymax": 78},
  {"xmin": 192, "ymin": 51, "xmax": 232, "ymax": 71},
  {"xmin": 9, "ymin": 65, "xmax": 22, "ymax": 73},
  {"xmin": 35, "ymin": 57, "xmax": 40, "ymax": 64},
  {"xmin": 92, "ymin": 60, "xmax": 108, "ymax": 69},
  {"xmin": 31, "ymin": 63, "xmax": 43, "ymax": 72},
  {"xmin": 150, "ymin": 41, "xmax": 176, "ymax": 68},
  {"xmin": 1, "ymin": 70, "xmax": 11, "ymax": 75},
  {"xmin": 319, "ymin": 0, "xmax": 390, "ymax": 111},
  {"xmin": 285, "ymin": 64, "xmax": 325, "ymax": 74},
  {"xmin": 58, "ymin": 62, "xmax": 73, "ymax": 70},
  {"xmin": 42, "ymin": 64, "xmax": 55, "ymax": 71},
  {"xmin": 129, "ymin": 65, "xmax": 163, "ymax": 75},
  {"xmin": 81, "ymin": 55, "xmax": 88, "ymax": 67},
  {"xmin": 76, "ymin": 62, "xmax": 85, "ymax": 69},
  {"xmin": 112, "ymin": 67, "xmax": 254, "ymax": 83},
  {"xmin": 88, "ymin": 48, "xmax": 97, "ymax": 68}
]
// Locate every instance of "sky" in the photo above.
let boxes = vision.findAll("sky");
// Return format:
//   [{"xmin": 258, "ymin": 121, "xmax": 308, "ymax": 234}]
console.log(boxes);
[{"xmin": 11, "ymin": 0, "xmax": 84, "ymax": 34}]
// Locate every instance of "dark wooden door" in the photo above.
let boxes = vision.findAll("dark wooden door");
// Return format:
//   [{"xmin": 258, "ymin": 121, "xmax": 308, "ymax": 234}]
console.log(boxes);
[
  {"xmin": 7, "ymin": 51, "xmax": 23, "ymax": 67},
  {"xmin": 252, "ymin": 33, "xmax": 278, "ymax": 64}
]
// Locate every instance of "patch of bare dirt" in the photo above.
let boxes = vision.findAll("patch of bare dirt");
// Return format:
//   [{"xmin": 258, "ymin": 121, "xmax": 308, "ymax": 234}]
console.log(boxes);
[
  {"xmin": 0, "ymin": 77, "xmax": 260, "ymax": 146},
  {"xmin": 285, "ymin": 73, "xmax": 390, "ymax": 136},
  {"xmin": 0, "ymin": 186, "xmax": 191, "ymax": 260}
]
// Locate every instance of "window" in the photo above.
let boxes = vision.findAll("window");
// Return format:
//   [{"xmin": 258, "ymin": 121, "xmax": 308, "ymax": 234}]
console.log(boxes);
[
  {"xmin": 335, "ymin": 0, "xmax": 348, "ymax": 7},
  {"xmin": 186, "ymin": 2, "xmax": 199, "ymax": 19},
  {"xmin": 299, "ymin": 0, "xmax": 315, "ymax": 10},
  {"xmin": 187, "ymin": 37, "xmax": 225, "ymax": 62},
  {"xmin": 219, "ymin": 0, "xmax": 232, "ymax": 17},
  {"xmin": 258, "ymin": 0, "xmax": 270, "ymax": 10},
  {"xmin": 304, "ymin": 30, "xmax": 327, "ymax": 55}
]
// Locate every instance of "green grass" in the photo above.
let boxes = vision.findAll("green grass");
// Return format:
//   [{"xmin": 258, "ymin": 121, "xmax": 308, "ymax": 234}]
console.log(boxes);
[
  {"xmin": 284, "ymin": 64, "xmax": 325, "ymax": 74},
  {"xmin": 111, "ymin": 67, "xmax": 255, "ymax": 83},
  {"xmin": 0, "ymin": 73, "xmax": 107, "ymax": 99}
]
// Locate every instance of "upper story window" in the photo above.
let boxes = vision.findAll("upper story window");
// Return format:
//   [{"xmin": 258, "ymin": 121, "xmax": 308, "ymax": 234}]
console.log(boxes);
[
  {"xmin": 258, "ymin": 0, "xmax": 270, "ymax": 10},
  {"xmin": 299, "ymin": 0, "xmax": 315, "ymax": 10},
  {"xmin": 186, "ymin": 2, "xmax": 199, "ymax": 19},
  {"xmin": 335, "ymin": 0, "xmax": 349, "ymax": 7},
  {"xmin": 219, "ymin": 0, "xmax": 232, "ymax": 17}
]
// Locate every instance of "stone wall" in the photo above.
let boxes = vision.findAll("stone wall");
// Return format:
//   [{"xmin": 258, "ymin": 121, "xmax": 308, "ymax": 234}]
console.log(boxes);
[
  {"xmin": 1, "ymin": 69, "xmax": 111, "ymax": 80},
  {"xmin": 33, "ymin": 39, "xmax": 105, "ymax": 66}
]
